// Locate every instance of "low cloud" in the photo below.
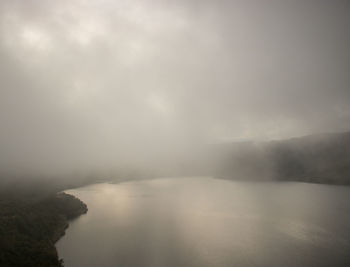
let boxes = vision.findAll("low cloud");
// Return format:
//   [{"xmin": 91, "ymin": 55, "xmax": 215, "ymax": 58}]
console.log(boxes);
[{"xmin": 0, "ymin": 0, "xmax": 349, "ymax": 175}]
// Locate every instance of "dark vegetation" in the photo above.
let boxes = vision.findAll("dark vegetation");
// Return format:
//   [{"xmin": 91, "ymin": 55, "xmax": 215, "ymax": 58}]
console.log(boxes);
[
  {"xmin": 0, "ymin": 188, "xmax": 87, "ymax": 267},
  {"xmin": 0, "ymin": 131, "xmax": 349, "ymax": 266},
  {"xmin": 210, "ymin": 131, "xmax": 350, "ymax": 185}
]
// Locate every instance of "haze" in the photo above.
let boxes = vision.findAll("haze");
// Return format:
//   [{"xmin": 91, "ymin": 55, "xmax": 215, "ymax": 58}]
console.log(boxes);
[{"xmin": 0, "ymin": 0, "xmax": 349, "ymax": 176}]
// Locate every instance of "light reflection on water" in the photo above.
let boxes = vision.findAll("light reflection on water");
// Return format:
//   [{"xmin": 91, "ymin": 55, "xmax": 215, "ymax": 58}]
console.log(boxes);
[{"xmin": 56, "ymin": 177, "xmax": 350, "ymax": 267}]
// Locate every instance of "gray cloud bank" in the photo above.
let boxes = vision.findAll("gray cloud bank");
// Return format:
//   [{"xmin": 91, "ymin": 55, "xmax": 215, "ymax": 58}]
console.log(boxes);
[{"xmin": 0, "ymin": 0, "xmax": 349, "ymax": 175}]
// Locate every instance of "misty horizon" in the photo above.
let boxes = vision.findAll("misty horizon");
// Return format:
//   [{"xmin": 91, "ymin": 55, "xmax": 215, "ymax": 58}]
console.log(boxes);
[
  {"xmin": 1, "ymin": 2, "xmax": 350, "ymax": 267},
  {"xmin": 1, "ymin": 0, "xmax": 350, "ymax": 176}
]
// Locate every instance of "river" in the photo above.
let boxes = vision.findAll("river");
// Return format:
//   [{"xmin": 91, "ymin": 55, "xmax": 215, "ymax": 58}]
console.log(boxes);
[{"xmin": 56, "ymin": 177, "xmax": 350, "ymax": 267}]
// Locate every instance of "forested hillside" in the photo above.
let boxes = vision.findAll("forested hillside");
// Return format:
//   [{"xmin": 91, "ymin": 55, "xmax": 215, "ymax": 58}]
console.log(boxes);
[
  {"xmin": 211, "ymin": 132, "xmax": 350, "ymax": 185},
  {"xmin": 0, "ymin": 192, "xmax": 87, "ymax": 267}
]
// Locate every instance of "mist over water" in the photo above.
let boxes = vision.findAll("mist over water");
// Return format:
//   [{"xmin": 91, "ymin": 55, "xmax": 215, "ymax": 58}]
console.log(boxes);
[
  {"xmin": 1, "ymin": 1, "xmax": 350, "ymax": 266},
  {"xmin": 57, "ymin": 177, "xmax": 350, "ymax": 267},
  {"xmin": 1, "ymin": 0, "xmax": 350, "ymax": 178}
]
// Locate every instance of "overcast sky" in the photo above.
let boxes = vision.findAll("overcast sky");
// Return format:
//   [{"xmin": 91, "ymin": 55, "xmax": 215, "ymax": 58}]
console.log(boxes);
[{"xmin": 0, "ymin": 0, "xmax": 349, "ymax": 175}]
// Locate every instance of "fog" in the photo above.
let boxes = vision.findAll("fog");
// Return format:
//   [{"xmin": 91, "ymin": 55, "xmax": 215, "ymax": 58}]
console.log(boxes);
[{"xmin": 0, "ymin": 0, "xmax": 349, "ymax": 177}]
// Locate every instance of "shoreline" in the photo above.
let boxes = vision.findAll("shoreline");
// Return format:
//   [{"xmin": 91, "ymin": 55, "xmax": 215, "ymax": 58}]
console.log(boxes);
[
  {"xmin": 54, "ymin": 193, "xmax": 88, "ymax": 266},
  {"xmin": 0, "ymin": 192, "xmax": 88, "ymax": 267}
]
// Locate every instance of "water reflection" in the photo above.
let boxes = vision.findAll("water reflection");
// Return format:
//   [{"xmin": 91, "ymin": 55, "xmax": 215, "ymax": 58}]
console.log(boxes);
[{"xmin": 57, "ymin": 177, "xmax": 350, "ymax": 267}]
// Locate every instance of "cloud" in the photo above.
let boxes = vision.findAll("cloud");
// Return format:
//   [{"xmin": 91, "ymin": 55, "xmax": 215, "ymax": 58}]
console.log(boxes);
[{"xmin": 0, "ymin": 0, "xmax": 349, "ymax": 174}]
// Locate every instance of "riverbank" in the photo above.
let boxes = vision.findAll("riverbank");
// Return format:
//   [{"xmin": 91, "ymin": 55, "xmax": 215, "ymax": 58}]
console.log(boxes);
[{"xmin": 0, "ymin": 192, "xmax": 87, "ymax": 267}]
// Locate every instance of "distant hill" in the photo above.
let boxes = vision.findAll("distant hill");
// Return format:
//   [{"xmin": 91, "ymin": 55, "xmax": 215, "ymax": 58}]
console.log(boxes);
[{"xmin": 209, "ymin": 132, "xmax": 350, "ymax": 185}]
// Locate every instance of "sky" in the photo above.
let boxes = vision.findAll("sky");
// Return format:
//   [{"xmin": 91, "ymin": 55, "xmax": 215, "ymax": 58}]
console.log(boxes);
[{"xmin": 0, "ymin": 0, "xmax": 349, "ymax": 175}]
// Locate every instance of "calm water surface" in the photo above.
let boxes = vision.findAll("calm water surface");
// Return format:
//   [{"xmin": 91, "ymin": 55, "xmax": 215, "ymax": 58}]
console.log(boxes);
[{"xmin": 56, "ymin": 177, "xmax": 350, "ymax": 267}]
